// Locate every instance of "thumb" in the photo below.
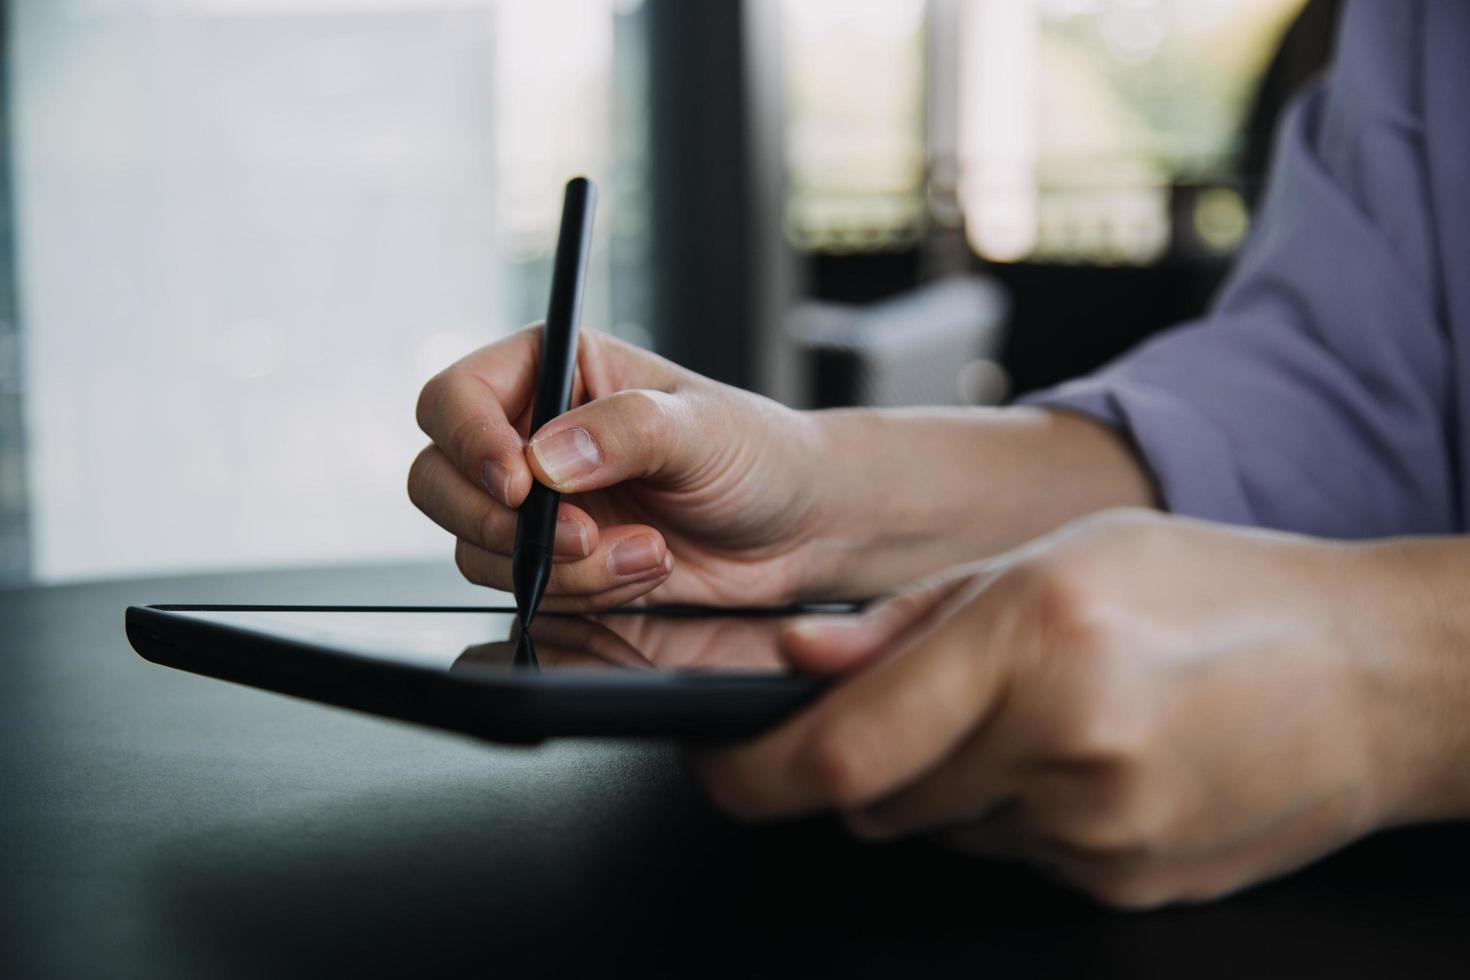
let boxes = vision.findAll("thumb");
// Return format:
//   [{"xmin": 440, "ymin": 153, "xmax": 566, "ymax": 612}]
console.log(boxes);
[
  {"xmin": 526, "ymin": 388, "xmax": 695, "ymax": 493},
  {"xmin": 780, "ymin": 572, "xmax": 977, "ymax": 676}
]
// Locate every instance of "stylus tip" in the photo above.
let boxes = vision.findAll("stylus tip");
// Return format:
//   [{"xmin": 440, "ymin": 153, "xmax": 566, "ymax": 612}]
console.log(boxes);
[{"xmin": 512, "ymin": 548, "xmax": 551, "ymax": 628}]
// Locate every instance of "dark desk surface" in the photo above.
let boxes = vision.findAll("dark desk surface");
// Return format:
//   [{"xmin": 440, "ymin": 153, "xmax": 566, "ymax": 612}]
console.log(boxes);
[{"xmin": 3, "ymin": 563, "xmax": 1469, "ymax": 978}]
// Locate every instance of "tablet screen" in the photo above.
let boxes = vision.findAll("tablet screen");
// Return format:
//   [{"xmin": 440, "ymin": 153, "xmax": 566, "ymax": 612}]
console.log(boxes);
[{"xmin": 169, "ymin": 607, "xmax": 813, "ymax": 675}]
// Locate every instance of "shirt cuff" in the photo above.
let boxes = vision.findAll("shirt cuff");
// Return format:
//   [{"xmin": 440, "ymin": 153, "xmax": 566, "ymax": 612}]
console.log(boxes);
[{"xmin": 1019, "ymin": 379, "xmax": 1258, "ymax": 527}]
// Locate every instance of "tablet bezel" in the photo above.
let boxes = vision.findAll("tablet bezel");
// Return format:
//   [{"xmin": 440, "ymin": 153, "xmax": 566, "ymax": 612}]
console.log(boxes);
[{"xmin": 124, "ymin": 604, "xmax": 844, "ymax": 743}]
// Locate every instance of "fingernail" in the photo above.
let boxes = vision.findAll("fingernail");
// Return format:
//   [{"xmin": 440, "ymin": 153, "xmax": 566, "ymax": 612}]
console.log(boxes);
[
  {"xmin": 554, "ymin": 518, "xmax": 590, "ymax": 558},
  {"xmin": 531, "ymin": 427, "xmax": 600, "ymax": 488},
  {"xmin": 608, "ymin": 535, "xmax": 663, "ymax": 577},
  {"xmin": 481, "ymin": 461, "xmax": 512, "ymax": 504}
]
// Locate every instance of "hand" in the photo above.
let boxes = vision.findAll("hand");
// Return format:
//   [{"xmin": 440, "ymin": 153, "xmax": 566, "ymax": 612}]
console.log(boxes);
[
  {"xmin": 696, "ymin": 510, "xmax": 1445, "ymax": 908},
  {"xmin": 410, "ymin": 326, "xmax": 1159, "ymax": 609},
  {"xmin": 409, "ymin": 325, "xmax": 828, "ymax": 610}
]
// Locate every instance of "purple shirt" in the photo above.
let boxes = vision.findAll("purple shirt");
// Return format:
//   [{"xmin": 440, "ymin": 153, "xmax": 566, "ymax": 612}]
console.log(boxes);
[{"xmin": 1026, "ymin": 0, "xmax": 1470, "ymax": 538}]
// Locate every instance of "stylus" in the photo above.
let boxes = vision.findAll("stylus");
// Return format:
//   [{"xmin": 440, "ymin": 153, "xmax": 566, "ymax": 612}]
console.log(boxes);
[{"xmin": 512, "ymin": 177, "xmax": 597, "ymax": 627}]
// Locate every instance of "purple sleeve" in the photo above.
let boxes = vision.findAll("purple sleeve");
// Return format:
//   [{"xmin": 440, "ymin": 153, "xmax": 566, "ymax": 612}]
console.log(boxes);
[{"xmin": 1023, "ymin": 1, "xmax": 1456, "ymax": 538}]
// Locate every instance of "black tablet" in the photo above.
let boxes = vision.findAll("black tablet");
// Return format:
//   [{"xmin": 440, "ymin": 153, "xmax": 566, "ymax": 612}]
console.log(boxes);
[{"xmin": 124, "ymin": 604, "xmax": 855, "ymax": 744}]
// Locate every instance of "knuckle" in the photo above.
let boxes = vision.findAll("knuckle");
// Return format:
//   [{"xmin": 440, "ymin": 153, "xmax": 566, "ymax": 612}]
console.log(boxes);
[
  {"xmin": 454, "ymin": 539, "xmax": 488, "ymax": 585},
  {"xmin": 415, "ymin": 371, "xmax": 451, "ymax": 435},
  {"xmin": 472, "ymin": 512, "xmax": 501, "ymax": 552},
  {"xmin": 1058, "ymin": 708, "xmax": 1148, "ymax": 766},
  {"xmin": 475, "ymin": 499, "xmax": 507, "ymax": 550},
  {"xmin": 1014, "ymin": 557, "xmax": 1114, "ymax": 656},
  {"xmin": 544, "ymin": 567, "xmax": 587, "ymax": 598},
  {"xmin": 802, "ymin": 721, "xmax": 885, "ymax": 808},
  {"xmin": 1009, "ymin": 561, "xmax": 1160, "ymax": 765},
  {"xmin": 447, "ymin": 414, "xmax": 492, "ymax": 471},
  {"xmin": 406, "ymin": 447, "xmax": 437, "ymax": 510},
  {"xmin": 609, "ymin": 388, "xmax": 674, "ymax": 446}
]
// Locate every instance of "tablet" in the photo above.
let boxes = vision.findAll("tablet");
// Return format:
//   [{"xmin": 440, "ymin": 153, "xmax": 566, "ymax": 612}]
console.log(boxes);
[{"xmin": 124, "ymin": 604, "xmax": 855, "ymax": 743}]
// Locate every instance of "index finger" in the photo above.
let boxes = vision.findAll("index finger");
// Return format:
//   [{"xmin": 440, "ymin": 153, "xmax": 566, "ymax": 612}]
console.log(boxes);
[
  {"xmin": 694, "ymin": 574, "xmax": 1012, "ymax": 820},
  {"xmin": 416, "ymin": 324, "xmax": 585, "ymax": 508}
]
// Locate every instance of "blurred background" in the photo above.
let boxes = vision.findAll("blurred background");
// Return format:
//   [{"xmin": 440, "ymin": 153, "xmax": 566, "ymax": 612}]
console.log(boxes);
[{"xmin": 0, "ymin": 0, "xmax": 1335, "ymax": 585}]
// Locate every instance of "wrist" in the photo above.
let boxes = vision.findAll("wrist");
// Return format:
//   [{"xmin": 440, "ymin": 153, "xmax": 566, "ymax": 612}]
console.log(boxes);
[
  {"xmin": 793, "ymin": 406, "xmax": 1156, "ymax": 599},
  {"xmin": 1344, "ymin": 539, "xmax": 1470, "ymax": 826},
  {"xmin": 793, "ymin": 408, "xmax": 934, "ymax": 598}
]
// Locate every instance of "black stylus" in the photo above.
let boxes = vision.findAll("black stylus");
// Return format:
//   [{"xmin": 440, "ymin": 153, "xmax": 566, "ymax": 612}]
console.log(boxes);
[{"xmin": 512, "ymin": 177, "xmax": 597, "ymax": 627}]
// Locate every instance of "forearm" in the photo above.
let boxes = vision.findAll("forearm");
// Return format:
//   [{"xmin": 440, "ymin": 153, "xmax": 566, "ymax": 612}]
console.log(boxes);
[{"xmin": 797, "ymin": 406, "xmax": 1157, "ymax": 597}]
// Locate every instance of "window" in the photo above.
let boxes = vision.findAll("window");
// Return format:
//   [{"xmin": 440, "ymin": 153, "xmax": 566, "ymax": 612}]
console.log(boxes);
[
  {"xmin": 781, "ymin": 0, "xmax": 1306, "ymax": 264},
  {"xmin": 11, "ymin": 0, "xmax": 650, "ymax": 581},
  {"xmin": 958, "ymin": 0, "xmax": 1306, "ymax": 264},
  {"xmin": 781, "ymin": 0, "xmax": 928, "ymax": 253}
]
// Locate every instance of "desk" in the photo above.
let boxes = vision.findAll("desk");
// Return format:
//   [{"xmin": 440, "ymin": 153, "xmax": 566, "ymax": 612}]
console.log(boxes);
[{"xmin": 3, "ymin": 563, "xmax": 1468, "ymax": 977}]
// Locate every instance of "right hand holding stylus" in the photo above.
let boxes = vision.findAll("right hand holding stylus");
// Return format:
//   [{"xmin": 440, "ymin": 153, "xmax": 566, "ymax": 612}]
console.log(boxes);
[{"xmin": 409, "ymin": 324, "xmax": 829, "ymax": 611}]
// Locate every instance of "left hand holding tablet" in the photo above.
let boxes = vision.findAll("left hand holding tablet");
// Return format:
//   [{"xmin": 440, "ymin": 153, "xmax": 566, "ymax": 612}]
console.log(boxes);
[{"xmin": 695, "ymin": 508, "xmax": 1460, "ymax": 908}]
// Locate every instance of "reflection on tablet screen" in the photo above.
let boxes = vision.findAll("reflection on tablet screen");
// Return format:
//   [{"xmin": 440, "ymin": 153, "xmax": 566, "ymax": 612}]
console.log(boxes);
[{"xmin": 172, "ymin": 608, "xmax": 797, "ymax": 674}]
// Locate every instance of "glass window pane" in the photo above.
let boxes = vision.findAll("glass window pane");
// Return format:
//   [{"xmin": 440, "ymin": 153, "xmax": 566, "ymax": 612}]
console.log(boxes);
[
  {"xmin": 12, "ymin": 0, "xmax": 649, "ymax": 581},
  {"xmin": 781, "ymin": 0, "xmax": 928, "ymax": 253},
  {"xmin": 958, "ymin": 0, "xmax": 1306, "ymax": 265}
]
